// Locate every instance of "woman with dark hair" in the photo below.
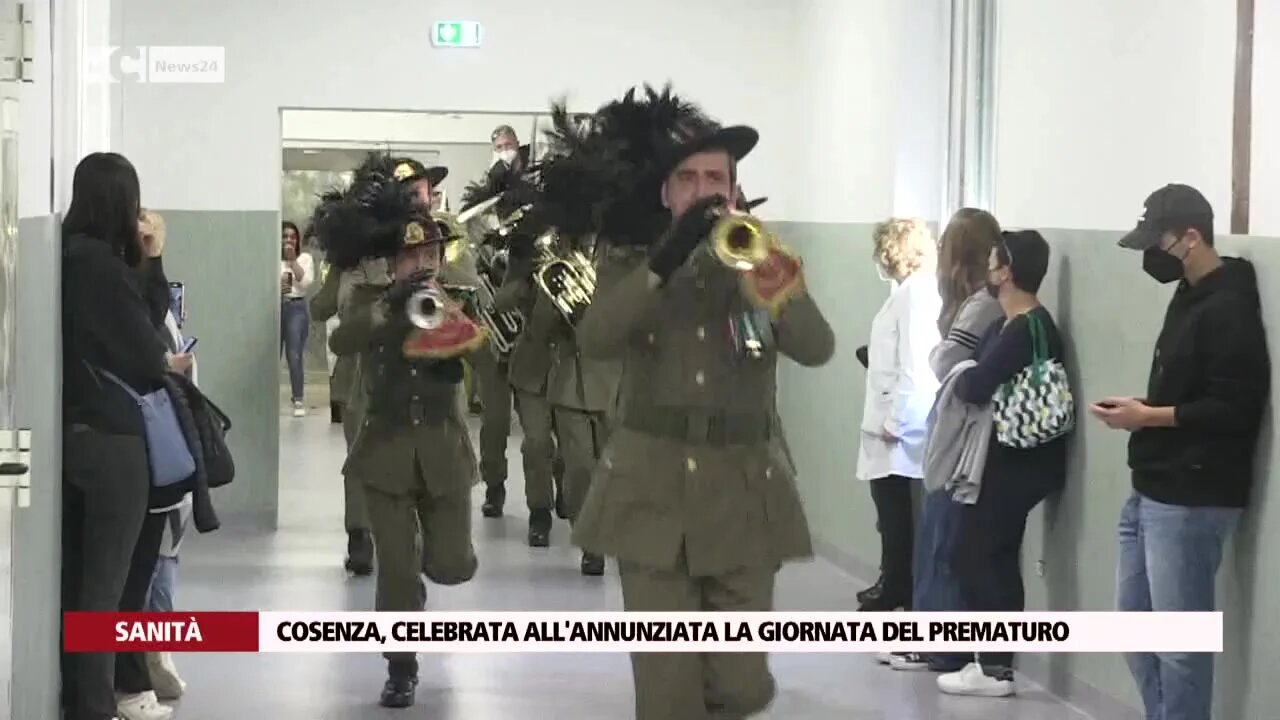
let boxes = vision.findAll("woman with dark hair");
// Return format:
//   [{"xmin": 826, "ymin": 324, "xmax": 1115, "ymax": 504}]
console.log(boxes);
[
  {"xmin": 887, "ymin": 208, "xmax": 1003, "ymax": 672},
  {"xmin": 61, "ymin": 152, "xmax": 186, "ymax": 720},
  {"xmin": 280, "ymin": 220, "xmax": 314, "ymax": 417}
]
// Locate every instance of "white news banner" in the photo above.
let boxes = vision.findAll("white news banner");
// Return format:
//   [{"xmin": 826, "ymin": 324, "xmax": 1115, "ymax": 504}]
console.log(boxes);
[{"xmin": 256, "ymin": 611, "xmax": 1224, "ymax": 654}]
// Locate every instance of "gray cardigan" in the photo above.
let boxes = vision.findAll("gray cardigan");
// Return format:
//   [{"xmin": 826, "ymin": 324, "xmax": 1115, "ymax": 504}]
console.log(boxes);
[
  {"xmin": 929, "ymin": 290, "xmax": 1003, "ymax": 381},
  {"xmin": 924, "ymin": 359, "xmax": 993, "ymax": 503}
]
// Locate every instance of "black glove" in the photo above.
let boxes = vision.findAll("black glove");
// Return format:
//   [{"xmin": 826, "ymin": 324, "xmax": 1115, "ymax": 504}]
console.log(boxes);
[
  {"xmin": 648, "ymin": 195, "xmax": 725, "ymax": 283},
  {"xmin": 856, "ymin": 345, "xmax": 869, "ymax": 369},
  {"xmin": 385, "ymin": 269, "xmax": 433, "ymax": 310}
]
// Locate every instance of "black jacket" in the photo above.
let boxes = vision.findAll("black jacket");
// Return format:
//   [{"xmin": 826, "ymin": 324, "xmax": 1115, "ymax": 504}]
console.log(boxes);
[
  {"xmin": 1128, "ymin": 258, "xmax": 1271, "ymax": 507},
  {"xmin": 62, "ymin": 233, "xmax": 170, "ymax": 436}
]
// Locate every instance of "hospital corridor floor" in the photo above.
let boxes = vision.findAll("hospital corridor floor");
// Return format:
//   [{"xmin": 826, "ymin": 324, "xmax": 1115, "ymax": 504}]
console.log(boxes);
[{"xmin": 171, "ymin": 413, "xmax": 1093, "ymax": 719}]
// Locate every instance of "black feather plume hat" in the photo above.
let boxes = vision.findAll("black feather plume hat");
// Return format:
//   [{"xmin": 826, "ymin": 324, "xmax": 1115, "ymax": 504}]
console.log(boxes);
[{"xmin": 311, "ymin": 151, "xmax": 437, "ymax": 270}]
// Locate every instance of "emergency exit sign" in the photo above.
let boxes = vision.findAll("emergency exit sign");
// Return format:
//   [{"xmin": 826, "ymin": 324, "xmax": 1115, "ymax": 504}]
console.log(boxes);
[{"xmin": 432, "ymin": 21, "xmax": 482, "ymax": 48}]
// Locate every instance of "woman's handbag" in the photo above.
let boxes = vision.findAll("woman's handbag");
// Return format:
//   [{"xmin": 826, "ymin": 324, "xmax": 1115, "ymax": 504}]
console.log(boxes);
[
  {"xmin": 92, "ymin": 366, "xmax": 197, "ymax": 487},
  {"xmin": 992, "ymin": 313, "xmax": 1075, "ymax": 449}
]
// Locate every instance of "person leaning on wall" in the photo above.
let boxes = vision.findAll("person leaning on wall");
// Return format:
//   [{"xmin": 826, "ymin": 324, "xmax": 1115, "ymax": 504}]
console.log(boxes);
[
  {"xmin": 60, "ymin": 153, "xmax": 191, "ymax": 720},
  {"xmin": 1094, "ymin": 184, "xmax": 1270, "ymax": 720},
  {"xmin": 888, "ymin": 207, "xmax": 1002, "ymax": 674},
  {"xmin": 854, "ymin": 218, "xmax": 941, "ymax": 615}
]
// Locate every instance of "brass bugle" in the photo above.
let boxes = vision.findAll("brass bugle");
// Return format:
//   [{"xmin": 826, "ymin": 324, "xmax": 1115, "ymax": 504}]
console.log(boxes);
[
  {"xmin": 708, "ymin": 210, "xmax": 778, "ymax": 271},
  {"xmin": 406, "ymin": 286, "xmax": 447, "ymax": 330}
]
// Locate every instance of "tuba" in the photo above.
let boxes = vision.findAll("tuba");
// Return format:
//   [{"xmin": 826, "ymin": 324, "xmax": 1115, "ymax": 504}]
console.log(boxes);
[
  {"xmin": 532, "ymin": 231, "xmax": 597, "ymax": 326},
  {"xmin": 707, "ymin": 210, "xmax": 780, "ymax": 271}
]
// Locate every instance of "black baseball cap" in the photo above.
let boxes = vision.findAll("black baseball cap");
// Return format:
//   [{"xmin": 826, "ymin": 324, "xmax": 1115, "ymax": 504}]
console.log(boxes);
[{"xmin": 1118, "ymin": 184, "xmax": 1214, "ymax": 251}]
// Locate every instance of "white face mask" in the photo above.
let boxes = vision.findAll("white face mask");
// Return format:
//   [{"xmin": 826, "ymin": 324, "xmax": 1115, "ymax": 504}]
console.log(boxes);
[{"xmin": 494, "ymin": 148, "xmax": 518, "ymax": 166}]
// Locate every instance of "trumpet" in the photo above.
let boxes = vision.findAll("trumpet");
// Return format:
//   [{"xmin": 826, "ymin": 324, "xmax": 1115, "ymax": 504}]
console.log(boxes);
[
  {"xmin": 532, "ymin": 231, "xmax": 597, "ymax": 325},
  {"xmin": 406, "ymin": 285, "xmax": 448, "ymax": 330},
  {"xmin": 708, "ymin": 211, "xmax": 779, "ymax": 271}
]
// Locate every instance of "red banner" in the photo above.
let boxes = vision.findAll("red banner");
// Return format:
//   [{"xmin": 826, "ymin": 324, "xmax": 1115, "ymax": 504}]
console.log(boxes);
[{"xmin": 63, "ymin": 612, "xmax": 259, "ymax": 653}]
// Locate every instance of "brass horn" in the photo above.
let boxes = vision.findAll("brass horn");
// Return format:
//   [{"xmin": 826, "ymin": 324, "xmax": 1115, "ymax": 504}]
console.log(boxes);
[
  {"xmin": 708, "ymin": 210, "xmax": 778, "ymax": 271},
  {"xmin": 406, "ymin": 285, "xmax": 448, "ymax": 330},
  {"xmin": 533, "ymin": 231, "xmax": 597, "ymax": 325},
  {"xmin": 432, "ymin": 211, "xmax": 467, "ymax": 265}
]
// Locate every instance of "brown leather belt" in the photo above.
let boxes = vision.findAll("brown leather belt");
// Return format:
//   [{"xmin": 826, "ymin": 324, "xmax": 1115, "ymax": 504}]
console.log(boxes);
[{"xmin": 621, "ymin": 404, "xmax": 773, "ymax": 446}]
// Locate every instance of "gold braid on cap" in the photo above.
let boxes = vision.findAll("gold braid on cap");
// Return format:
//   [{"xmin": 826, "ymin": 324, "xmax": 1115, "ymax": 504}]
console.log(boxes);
[{"xmin": 394, "ymin": 162, "xmax": 416, "ymax": 181}]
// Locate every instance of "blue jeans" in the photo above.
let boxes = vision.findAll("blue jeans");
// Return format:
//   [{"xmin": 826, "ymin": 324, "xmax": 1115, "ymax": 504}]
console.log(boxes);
[
  {"xmin": 911, "ymin": 488, "xmax": 969, "ymax": 671},
  {"xmin": 280, "ymin": 298, "xmax": 309, "ymax": 402},
  {"xmin": 146, "ymin": 556, "xmax": 179, "ymax": 612},
  {"xmin": 1118, "ymin": 491, "xmax": 1241, "ymax": 720}
]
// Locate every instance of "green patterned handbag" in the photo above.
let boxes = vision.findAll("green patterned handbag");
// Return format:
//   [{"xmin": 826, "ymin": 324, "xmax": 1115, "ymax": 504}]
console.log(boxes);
[{"xmin": 992, "ymin": 312, "xmax": 1075, "ymax": 449}]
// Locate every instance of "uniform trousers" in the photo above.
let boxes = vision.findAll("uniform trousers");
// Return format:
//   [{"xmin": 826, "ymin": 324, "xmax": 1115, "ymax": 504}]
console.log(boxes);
[
  {"xmin": 472, "ymin": 350, "xmax": 513, "ymax": 488},
  {"xmin": 619, "ymin": 548, "xmax": 777, "ymax": 720},
  {"xmin": 551, "ymin": 407, "xmax": 609, "ymax": 521},
  {"xmin": 365, "ymin": 454, "xmax": 477, "ymax": 664},
  {"xmin": 513, "ymin": 389, "xmax": 557, "ymax": 511},
  {"xmin": 341, "ymin": 401, "xmax": 369, "ymax": 532}
]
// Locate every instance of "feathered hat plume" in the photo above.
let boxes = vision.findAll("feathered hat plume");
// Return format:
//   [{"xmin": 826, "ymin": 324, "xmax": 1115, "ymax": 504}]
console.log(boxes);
[{"xmin": 311, "ymin": 151, "xmax": 431, "ymax": 270}]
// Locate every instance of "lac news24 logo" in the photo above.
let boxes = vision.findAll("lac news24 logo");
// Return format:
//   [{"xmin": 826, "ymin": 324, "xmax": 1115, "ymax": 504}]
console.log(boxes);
[{"xmin": 86, "ymin": 46, "xmax": 226, "ymax": 84}]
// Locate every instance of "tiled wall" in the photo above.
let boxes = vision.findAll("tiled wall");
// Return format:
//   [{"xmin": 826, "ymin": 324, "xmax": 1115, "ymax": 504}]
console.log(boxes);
[
  {"xmin": 159, "ymin": 210, "xmax": 281, "ymax": 526},
  {"xmin": 774, "ymin": 222, "xmax": 1280, "ymax": 719}
]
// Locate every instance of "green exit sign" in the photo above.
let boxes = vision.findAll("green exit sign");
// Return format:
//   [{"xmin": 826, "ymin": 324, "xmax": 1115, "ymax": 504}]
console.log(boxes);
[{"xmin": 432, "ymin": 21, "xmax": 483, "ymax": 48}]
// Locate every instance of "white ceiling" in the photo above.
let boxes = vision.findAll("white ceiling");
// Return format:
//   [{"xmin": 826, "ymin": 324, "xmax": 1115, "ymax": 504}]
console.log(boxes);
[{"xmin": 281, "ymin": 109, "xmax": 552, "ymax": 146}]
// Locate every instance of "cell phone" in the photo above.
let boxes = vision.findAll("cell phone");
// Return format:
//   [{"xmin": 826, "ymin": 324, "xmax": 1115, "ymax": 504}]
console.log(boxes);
[
  {"xmin": 168, "ymin": 282, "xmax": 185, "ymax": 326},
  {"xmin": 181, "ymin": 337, "xmax": 198, "ymax": 353}
]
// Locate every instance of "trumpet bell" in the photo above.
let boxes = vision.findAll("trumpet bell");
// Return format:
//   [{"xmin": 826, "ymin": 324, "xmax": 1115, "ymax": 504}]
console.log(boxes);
[
  {"xmin": 406, "ymin": 286, "xmax": 446, "ymax": 330},
  {"xmin": 710, "ymin": 212, "xmax": 774, "ymax": 271}
]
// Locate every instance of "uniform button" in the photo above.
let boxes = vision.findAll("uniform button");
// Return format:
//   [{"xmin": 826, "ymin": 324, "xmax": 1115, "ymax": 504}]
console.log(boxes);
[
  {"xmin": 647, "ymin": 333, "xmax": 656, "ymax": 345},
  {"xmin": 694, "ymin": 371, "xmax": 705, "ymax": 386},
  {"xmin": 765, "ymin": 467, "xmax": 773, "ymax": 479},
  {"xmin": 686, "ymin": 458, "xmax": 698, "ymax": 472},
  {"xmin": 410, "ymin": 368, "xmax": 418, "ymax": 376},
  {"xmin": 696, "ymin": 326, "xmax": 706, "ymax": 340},
  {"xmin": 413, "ymin": 419, "xmax": 421, "ymax": 426},
  {"xmin": 695, "ymin": 279, "xmax": 706, "ymax": 290}
]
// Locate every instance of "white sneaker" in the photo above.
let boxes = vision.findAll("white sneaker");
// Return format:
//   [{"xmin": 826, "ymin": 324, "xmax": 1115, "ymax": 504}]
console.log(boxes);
[
  {"xmin": 147, "ymin": 651, "xmax": 187, "ymax": 699},
  {"xmin": 874, "ymin": 652, "xmax": 894, "ymax": 664},
  {"xmin": 292, "ymin": 401, "xmax": 306, "ymax": 417},
  {"xmin": 937, "ymin": 662, "xmax": 1015, "ymax": 697},
  {"xmin": 116, "ymin": 691, "xmax": 174, "ymax": 720}
]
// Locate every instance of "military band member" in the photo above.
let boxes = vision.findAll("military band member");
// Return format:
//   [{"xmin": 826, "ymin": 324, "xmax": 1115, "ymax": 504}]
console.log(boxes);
[
  {"xmin": 492, "ymin": 241, "xmax": 564, "ymax": 546},
  {"xmin": 574, "ymin": 108, "xmax": 835, "ymax": 718},
  {"xmin": 320, "ymin": 163, "xmax": 481, "ymax": 709},
  {"xmin": 309, "ymin": 260, "xmax": 374, "ymax": 574},
  {"xmin": 545, "ymin": 242, "xmax": 628, "ymax": 575}
]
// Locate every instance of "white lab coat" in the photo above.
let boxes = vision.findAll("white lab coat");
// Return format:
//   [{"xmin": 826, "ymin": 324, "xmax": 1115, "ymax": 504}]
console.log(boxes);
[{"xmin": 855, "ymin": 271, "xmax": 942, "ymax": 481}]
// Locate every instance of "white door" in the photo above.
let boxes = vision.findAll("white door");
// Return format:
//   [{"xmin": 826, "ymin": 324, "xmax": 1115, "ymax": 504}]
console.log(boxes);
[{"xmin": 0, "ymin": 0, "xmax": 34, "ymax": 715}]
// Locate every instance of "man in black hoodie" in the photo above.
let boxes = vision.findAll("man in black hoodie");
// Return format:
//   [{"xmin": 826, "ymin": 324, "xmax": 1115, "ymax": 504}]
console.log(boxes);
[{"xmin": 1091, "ymin": 184, "xmax": 1270, "ymax": 720}]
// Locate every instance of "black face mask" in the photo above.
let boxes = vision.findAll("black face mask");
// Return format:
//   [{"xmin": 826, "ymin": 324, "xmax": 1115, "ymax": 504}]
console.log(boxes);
[{"xmin": 1142, "ymin": 247, "xmax": 1184, "ymax": 284}]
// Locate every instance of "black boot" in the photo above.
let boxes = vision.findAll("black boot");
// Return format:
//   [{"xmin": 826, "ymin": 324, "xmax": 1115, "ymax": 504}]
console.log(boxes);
[
  {"xmin": 858, "ymin": 585, "xmax": 909, "ymax": 612},
  {"xmin": 580, "ymin": 551, "xmax": 605, "ymax": 576},
  {"xmin": 481, "ymin": 484, "xmax": 505, "ymax": 518},
  {"xmin": 528, "ymin": 508, "xmax": 552, "ymax": 548},
  {"xmin": 856, "ymin": 576, "xmax": 884, "ymax": 605},
  {"xmin": 345, "ymin": 529, "xmax": 374, "ymax": 576},
  {"xmin": 330, "ymin": 401, "xmax": 343, "ymax": 424},
  {"xmin": 379, "ymin": 659, "xmax": 418, "ymax": 708}
]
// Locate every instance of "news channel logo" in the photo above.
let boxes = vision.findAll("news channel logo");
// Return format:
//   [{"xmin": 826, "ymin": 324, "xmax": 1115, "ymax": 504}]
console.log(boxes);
[{"xmin": 86, "ymin": 46, "xmax": 226, "ymax": 84}]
